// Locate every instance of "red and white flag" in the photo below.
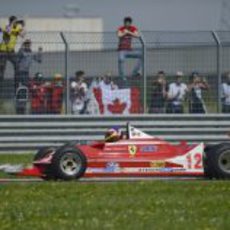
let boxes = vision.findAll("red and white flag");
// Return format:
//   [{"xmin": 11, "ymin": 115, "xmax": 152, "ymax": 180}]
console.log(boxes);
[{"xmin": 93, "ymin": 87, "xmax": 141, "ymax": 114}]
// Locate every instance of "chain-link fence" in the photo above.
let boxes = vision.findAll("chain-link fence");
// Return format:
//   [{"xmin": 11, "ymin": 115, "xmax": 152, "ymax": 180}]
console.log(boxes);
[
  {"xmin": 0, "ymin": 31, "xmax": 229, "ymax": 115},
  {"xmin": 144, "ymin": 31, "xmax": 219, "ymax": 114}
]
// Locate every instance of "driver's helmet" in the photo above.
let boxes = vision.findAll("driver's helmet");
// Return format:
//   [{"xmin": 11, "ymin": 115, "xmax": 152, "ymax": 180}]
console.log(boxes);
[{"xmin": 105, "ymin": 127, "xmax": 122, "ymax": 142}]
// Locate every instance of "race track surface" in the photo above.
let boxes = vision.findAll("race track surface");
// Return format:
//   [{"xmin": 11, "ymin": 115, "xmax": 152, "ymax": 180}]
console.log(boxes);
[{"xmin": 0, "ymin": 177, "xmax": 204, "ymax": 184}]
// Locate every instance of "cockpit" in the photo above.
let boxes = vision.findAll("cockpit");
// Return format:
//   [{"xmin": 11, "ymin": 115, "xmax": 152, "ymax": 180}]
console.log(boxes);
[{"xmin": 104, "ymin": 124, "xmax": 152, "ymax": 142}]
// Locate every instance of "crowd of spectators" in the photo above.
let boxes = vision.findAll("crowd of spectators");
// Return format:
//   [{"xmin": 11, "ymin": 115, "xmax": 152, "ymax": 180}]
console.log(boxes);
[
  {"xmin": 0, "ymin": 15, "xmax": 46, "ymax": 114},
  {"xmin": 0, "ymin": 16, "xmax": 65, "ymax": 115},
  {"xmin": 149, "ymin": 71, "xmax": 211, "ymax": 114},
  {"xmin": 149, "ymin": 70, "xmax": 230, "ymax": 114},
  {"xmin": 0, "ymin": 15, "xmax": 230, "ymax": 115},
  {"xmin": 21, "ymin": 72, "xmax": 64, "ymax": 115},
  {"xmin": 70, "ymin": 71, "xmax": 118, "ymax": 115}
]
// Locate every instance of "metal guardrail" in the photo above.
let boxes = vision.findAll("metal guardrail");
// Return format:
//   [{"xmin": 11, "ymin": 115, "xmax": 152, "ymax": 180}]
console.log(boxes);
[{"xmin": 0, "ymin": 114, "xmax": 229, "ymax": 153}]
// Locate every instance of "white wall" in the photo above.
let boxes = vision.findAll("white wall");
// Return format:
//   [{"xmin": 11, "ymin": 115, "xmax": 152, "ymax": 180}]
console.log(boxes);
[
  {"xmin": 0, "ymin": 17, "xmax": 103, "ymax": 51},
  {"xmin": 0, "ymin": 0, "xmax": 223, "ymax": 31}
]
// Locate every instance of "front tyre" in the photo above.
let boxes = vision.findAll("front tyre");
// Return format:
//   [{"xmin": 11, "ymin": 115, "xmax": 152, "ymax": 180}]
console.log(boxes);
[
  {"xmin": 34, "ymin": 147, "xmax": 55, "ymax": 161},
  {"xmin": 204, "ymin": 143, "xmax": 230, "ymax": 179},
  {"xmin": 51, "ymin": 147, "xmax": 87, "ymax": 180}
]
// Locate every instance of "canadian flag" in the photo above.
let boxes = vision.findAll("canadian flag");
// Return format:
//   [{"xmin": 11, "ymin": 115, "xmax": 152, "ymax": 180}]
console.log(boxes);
[{"xmin": 93, "ymin": 87, "xmax": 141, "ymax": 114}]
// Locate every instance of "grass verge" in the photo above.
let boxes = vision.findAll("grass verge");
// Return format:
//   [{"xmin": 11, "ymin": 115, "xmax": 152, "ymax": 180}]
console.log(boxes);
[{"xmin": 0, "ymin": 154, "xmax": 229, "ymax": 230}]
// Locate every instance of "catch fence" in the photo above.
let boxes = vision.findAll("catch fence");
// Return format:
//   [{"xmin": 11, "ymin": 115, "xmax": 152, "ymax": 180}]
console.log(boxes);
[{"xmin": 0, "ymin": 31, "xmax": 229, "ymax": 115}]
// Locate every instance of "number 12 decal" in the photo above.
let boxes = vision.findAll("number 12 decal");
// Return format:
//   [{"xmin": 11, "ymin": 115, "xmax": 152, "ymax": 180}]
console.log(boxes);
[{"xmin": 186, "ymin": 153, "xmax": 202, "ymax": 169}]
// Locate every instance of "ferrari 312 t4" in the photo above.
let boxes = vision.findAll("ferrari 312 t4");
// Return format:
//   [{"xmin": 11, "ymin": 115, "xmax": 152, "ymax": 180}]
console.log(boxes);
[{"xmin": 18, "ymin": 124, "xmax": 230, "ymax": 180}]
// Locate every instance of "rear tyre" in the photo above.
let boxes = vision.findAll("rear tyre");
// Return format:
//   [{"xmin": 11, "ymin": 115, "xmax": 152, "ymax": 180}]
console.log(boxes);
[
  {"xmin": 203, "ymin": 145, "xmax": 217, "ymax": 179},
  {"xmin": 204, "ymin": 143, "xmax": 230, "ymax": 179},
  {"xmin": 33, "ymin": 147, "xmax": 55, "ymax": 180},
  {"xmin": 51, "ymin": 147, "xmax": 87, "ymax": 180}
]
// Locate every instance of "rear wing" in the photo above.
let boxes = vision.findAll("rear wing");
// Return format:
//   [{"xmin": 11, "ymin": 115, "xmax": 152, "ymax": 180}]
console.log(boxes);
[{"xmin": 127, "ymin": 123, "xmax": 153, "ymax": 140}]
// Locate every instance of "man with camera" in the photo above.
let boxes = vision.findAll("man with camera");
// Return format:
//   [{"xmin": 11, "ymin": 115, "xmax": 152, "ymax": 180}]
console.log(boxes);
[
  {"xmin": 167, "ymin": 71, "xmax": 188, "ymax": 113},
  {"xmin": 188, "ymin": 72, "xmax": 209, "ymax": 113},
  {"xmin": 0, "ymin": 15, "xmax": 25, "ymax": 82}
]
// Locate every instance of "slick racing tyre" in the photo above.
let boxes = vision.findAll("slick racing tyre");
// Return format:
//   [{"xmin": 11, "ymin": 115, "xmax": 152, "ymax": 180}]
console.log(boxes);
[
  {"xmin": 33, "ymin": 147, "xmax": 56, "ymax": 180},
  {"xmin": 51, "ymin": 147, "xmax": 87, "ymax": 180},
  {"xmin": 204, "ymin": 143, "xmax": 230, "ymax": 179}
]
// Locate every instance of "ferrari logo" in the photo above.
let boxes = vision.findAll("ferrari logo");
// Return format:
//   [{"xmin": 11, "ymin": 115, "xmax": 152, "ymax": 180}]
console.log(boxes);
[{"xmin": 128, "ymin": 145, "xmax": 137, "ymax": 157}]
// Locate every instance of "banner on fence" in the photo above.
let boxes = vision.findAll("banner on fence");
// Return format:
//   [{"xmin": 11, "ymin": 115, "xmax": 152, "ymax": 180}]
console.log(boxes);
[{"xmin": 93, "ymin": 87, "xmax": 141, "ymax": 114}]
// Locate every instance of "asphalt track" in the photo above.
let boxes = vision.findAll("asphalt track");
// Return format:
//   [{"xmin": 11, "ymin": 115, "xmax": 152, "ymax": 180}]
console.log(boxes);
[{"xmin": 0, "ymin": 177, "xmax": 204, "ymax": 184}]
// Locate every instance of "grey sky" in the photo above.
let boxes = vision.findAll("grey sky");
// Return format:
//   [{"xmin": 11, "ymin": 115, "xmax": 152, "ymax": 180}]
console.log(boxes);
[{"xmin": 0, "ymin": 0, "xmax": 224, "ymax": 31}]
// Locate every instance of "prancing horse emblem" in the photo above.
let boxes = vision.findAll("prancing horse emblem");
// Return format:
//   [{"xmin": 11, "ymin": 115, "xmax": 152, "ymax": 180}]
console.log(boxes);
[{"xmin": 128, "ymin": 145, "xmax": 137, "ymax": 157}]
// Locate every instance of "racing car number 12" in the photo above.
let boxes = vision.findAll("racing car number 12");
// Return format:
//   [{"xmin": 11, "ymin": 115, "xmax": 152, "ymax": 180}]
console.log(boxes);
[{"xmin": 186, "ymin": 153, "xmax": 202, "ymax": 169}]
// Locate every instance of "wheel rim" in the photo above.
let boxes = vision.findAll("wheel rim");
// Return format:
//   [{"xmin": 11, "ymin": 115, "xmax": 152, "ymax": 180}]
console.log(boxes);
[
  {"xmin": 218, "ymin": 150, "xmax": 230, "ymax": 174},
  {"xmin": 60, "ymin": 153, "xmax": 82, "ymax": 176}
]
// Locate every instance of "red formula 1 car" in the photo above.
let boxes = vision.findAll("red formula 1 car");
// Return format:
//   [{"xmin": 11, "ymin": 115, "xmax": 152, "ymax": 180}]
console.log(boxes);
[{"xmin": 19, "ymin": 124, "xmax": 230, "ymax": 180}]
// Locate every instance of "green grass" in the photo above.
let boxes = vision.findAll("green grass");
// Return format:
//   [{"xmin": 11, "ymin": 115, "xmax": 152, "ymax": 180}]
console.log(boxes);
[
  {"xmin": 0, "ymin": 181, "xmax": 229, "ymax": 230},
  {"xmin": 0, "ymin": 154, "xmax": 229, "ymax": 230},
  {"xmin": 0, "ymin": 154, "xmax": 32, "ymax": 165}
]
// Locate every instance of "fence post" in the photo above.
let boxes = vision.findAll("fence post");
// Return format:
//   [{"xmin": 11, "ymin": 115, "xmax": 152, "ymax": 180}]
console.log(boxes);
[
  {"xmin": 60, "ymin": 32, "xmax": 70, "ymax": 114},
  {"xmin": 212, "ymin": 31, "xmax": 222, "ymax": 113},
  {"xmin": 139, "ymin": 34, "xmax": 147, "ymax": 113}
]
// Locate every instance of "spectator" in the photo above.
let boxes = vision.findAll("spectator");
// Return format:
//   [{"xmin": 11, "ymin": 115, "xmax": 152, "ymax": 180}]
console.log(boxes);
[
  {"xmin": 15, "ymin": 39, "xmax": 42, "ymax": 90},
  {"xmin": 221, "ymin": 73, "xmax": 230, "ymax": 113},
  {"xmin": 188, "ymin": 72, "xmax": 209, "ymax": 113},
  {"xmin": 86, "ymin": 73, "xmax": 119, "ymax": 114},
  {"xmin": 117, "ymin": 17, "xmax": 142, "ymax": 80},
  {"xmin": 30, "ymin": 72, "xmax": 46, "ymax": 114},
  {"xmin": 86, "ymin": 76, "xmax": 102, "ymax": 115},
  {"xmin": 14, "ymin": 39, "xmax": 42, "ymax": 114},
  {"xmin": 46, "ymin": 73, "xmax": 64, "ymax": 114},
  {"xmin": 89, "ymin": 76, "xmax": 102, "ymax": 89},
  {"xmin": 70, "ymin": 70, "xmax": 88, "ymax": 114},
  {"xmin": 149, "ymin": 71, "xmax": 168, "ymax": 113},
  {"xmin": 99, "ymin": 72, "xmax": 118, "ymax": 91},
  {"xmin": 111, "ymin": 80, "xmax": 119, "ymax": 90},
  {"xmin": 15, "ymin": 83, "xmax": 29, "ymax": 114},
  {"xmin": 167, "ymin": 71, "xmax": 188, "ymax": 113},
  {"xmin": 0, "ymin": 16, "xmax": 25, "ymax": 82}
]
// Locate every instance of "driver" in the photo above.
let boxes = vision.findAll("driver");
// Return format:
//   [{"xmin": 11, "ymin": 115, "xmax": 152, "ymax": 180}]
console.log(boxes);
[{"xmin": 105, "ymin": 127, "xmax": 123, "ymax": 142}]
